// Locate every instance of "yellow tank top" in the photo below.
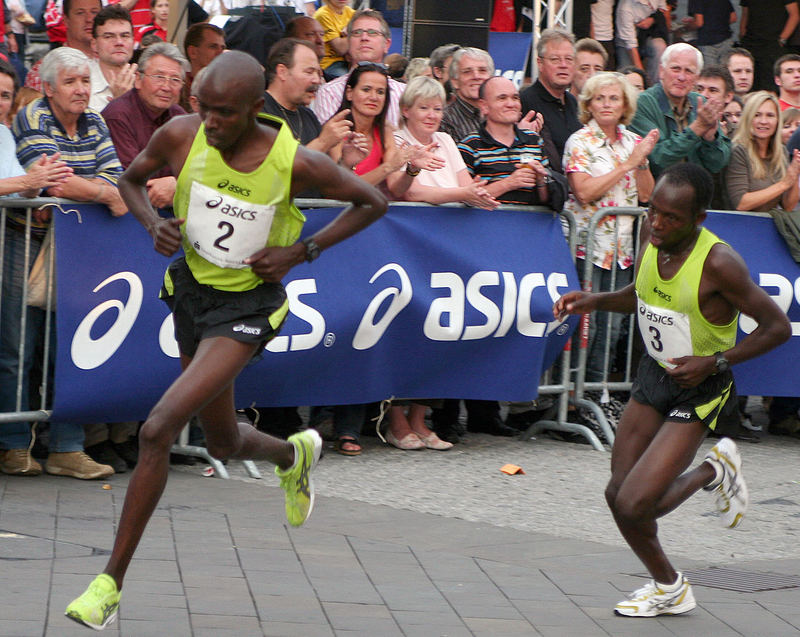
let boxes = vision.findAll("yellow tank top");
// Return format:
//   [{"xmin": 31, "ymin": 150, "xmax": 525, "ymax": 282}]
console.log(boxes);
[
  {"xmin": 635, "ymin": 227, "xmax": 738, "ymax": 367},
  {"xmin": 172, "ymin": 114, "xmax": 306, "ymax": 292}
]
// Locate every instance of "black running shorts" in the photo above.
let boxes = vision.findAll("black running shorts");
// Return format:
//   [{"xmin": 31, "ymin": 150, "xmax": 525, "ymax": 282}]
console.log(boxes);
[
  {"xmin": 160, "ymin": 257, "xmax": 288, "ymax": 359},
  {"xmin": 631, "ymin": 355, "xmax": 735, "ymax": 431}
]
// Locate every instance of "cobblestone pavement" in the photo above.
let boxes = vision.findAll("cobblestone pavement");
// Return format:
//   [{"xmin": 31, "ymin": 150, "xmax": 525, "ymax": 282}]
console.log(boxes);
[{"xmin": 224, "ymin": 429, "xmax": 800, "ymax": 564}]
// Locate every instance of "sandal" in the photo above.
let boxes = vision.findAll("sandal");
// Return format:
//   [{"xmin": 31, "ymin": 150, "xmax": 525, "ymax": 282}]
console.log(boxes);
[{"xmin": 335, "ymin": 436, "xmax": 362, "ymax": 456}]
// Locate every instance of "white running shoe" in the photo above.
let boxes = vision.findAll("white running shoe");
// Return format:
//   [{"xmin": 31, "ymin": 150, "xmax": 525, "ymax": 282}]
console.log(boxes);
[
  {"xmin": 614, "ymin": 574, "xmax": 696, "ymax": 617},
  {"xmin": 705, "ymin": 437, "xmax": 749, "ymax": 528}
]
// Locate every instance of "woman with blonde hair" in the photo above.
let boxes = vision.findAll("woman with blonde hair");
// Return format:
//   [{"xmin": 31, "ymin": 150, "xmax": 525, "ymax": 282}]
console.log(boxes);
[
  {"xmin": 726, "ymin": 91, "xmax": 800, "ymax": 212},
  {"xmin": 562, "ymin": 71, "xmax": 658, "ymax": 381}
]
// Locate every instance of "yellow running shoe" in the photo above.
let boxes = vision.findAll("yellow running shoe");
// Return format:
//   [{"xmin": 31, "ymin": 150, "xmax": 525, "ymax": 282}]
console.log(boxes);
[
  {"xmin": 275, "ymin": 429, "xmax": 322, "ymax": 526},
  {"xmin": 65, "ymin": 573, "xmax": 120, "ymax": 630}
]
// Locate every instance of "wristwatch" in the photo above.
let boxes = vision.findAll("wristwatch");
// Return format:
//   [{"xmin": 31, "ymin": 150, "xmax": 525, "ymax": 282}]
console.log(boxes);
[
  {"xmin": 713, "ymin": 351, "xmax": 730, "ymax": 374},
  {"xmin": 302, "ymin": 237, "xmax": 320, "ymax": 262},
  {"xmin": 405, "ymin": 162, "xmax": 421, "ymax": 177}
]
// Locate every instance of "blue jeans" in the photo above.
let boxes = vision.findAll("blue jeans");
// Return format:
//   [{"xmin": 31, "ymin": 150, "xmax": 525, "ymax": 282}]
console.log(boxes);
[
  {"xmin": 0, "ymin": 222, "xmax": 83, "ymax": 452},
  {"xmin": 580, "ymin": 259, "xmax": 634, "ymax": 382}
]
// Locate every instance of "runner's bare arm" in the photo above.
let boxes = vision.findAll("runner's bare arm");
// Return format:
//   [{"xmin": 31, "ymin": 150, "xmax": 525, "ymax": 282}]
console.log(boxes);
[
  {"xmin": 244, "ymin": 146, "xmax": 387, "ymax": 282},
  {"xmin": 666, "ymin": 245, "xmax": 791, "ymax": 386},
  {"xmin": 119, "ymin": 116, "xmax": 199, "ymax": 256}
]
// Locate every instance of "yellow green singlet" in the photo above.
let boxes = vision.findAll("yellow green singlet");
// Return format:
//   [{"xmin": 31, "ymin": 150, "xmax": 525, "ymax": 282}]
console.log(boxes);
[
  {"xmin": 170, "ymin": 114, "xmax": 306, "ymax": 292},
  {"xmin": 635, "ymin": 227, "xmax": 738, "ymax": 368}
]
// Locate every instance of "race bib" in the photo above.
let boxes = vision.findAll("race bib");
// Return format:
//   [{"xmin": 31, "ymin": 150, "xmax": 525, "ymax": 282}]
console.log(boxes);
[
  {"xmin": 184, "ymin": 181, "xmax": 275, "ymax": 269},
  {"xmin": 636, "ymin": 298, "xmax": 691, "ymax": 368}
]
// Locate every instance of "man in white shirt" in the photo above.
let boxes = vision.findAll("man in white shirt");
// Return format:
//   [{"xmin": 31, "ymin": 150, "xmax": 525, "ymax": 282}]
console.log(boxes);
[
  {"xmin": 311, "ymin": 8, "xmax": 404, "ymax": 126},
  {"xmin": 89, "ymin": 4, "xmax": 136, "ymax": 112}
]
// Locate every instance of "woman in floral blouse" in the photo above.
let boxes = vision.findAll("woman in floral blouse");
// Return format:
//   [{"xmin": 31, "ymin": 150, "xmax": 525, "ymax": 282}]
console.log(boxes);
[{"xmin": 562, "ymin": 71, "xmax": 658, "ymax": 381}]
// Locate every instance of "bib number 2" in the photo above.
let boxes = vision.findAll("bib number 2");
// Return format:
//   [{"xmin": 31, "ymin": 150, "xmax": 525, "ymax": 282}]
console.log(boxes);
[{"xmin": 213, "ymin": 221, "xmax": 234, "ymax": 252}]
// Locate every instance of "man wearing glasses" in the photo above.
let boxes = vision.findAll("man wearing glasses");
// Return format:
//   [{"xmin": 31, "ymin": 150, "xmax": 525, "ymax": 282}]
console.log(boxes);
[
  {"xmin": 102, "ymin": 42, "xmax": 186, "ymax": 210},
  {"xmin": 312, "ymin": 8, "xmax": 404, "ymax": 126},
  {"xmin": 89, "ymin": 5, "xmax": 137, "ymax": 112},
  {"xmin": 520, "ymin": 28, "xmax": 581, "ymax": 173}
]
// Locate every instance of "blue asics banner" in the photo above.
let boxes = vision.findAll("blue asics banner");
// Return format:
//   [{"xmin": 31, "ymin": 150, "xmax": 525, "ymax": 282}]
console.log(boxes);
[
  {"xmin": 704, "ymin": 211, "xmax": 800, "ymax": 397},
  {"xmin": 52, "ymin": 205, "xmax": 579, "ymax": 423}
]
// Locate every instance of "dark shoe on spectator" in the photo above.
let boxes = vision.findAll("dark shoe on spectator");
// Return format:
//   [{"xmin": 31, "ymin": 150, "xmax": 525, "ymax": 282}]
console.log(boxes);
[
  {"xmin": 468, "ymin": 417, "xmax": 519, "ymax": 437},
  {"xmin": 45, "ymin": 452, "xmax": 114, "ymax": 479},
  {"xmin": 86, "ymin": 441, "xmax": 127, "ymax": 473},
  {"xmin": 111, "ymin": 438, "xmax": 139, "ymax": 468},
  {"xmin": 733, "ymin": 430, "xmax": 761, "ymax": 443},
  {"xmin": 0, "ymin": 449, "xmax": 43, "ymax": 476},
  {"xmin": 769, "ymin": 415, "xmax": 800, "ymax": 436},
  {"xmin": 433, "ymin": 423, "xmax": 462, "ymax": 444}
]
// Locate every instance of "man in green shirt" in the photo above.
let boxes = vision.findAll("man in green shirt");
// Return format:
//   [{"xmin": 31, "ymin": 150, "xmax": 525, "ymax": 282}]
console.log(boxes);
[
  {"xmin": 553, "ymin": 164, "xmax": 789, "ymax": 618},
  {"xmin": 65, "ymin": 50, "xmax": 387, "ymax": 631}
]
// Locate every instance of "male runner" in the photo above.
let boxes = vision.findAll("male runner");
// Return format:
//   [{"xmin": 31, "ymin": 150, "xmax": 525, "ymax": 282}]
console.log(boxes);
[
  {"xmin": 554, "ymin": 163, "xmax": 790, "ymax": 617},
  {"xmin": 65, "ymin": 50, "xmax": 387, "ymax": 630}
]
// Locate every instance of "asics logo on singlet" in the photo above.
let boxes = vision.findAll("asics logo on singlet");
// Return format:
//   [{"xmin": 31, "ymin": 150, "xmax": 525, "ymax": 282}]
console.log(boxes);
[
  {"xmin": 217, "ymin": 178, "xmax": 251, "ymax": 197},
  {"xmin": 653, "ymin": 285, "xmax": 672, "ymax": 302},
  {"xmin": 232, "ymin": 323, "xmax": 262, "ymax": 335},
  {"xmin": 639, "ymin": 305, "xmax": 674, "ymax": 325},
  {"xmin": 204, "ymin": 195, "xmax": 258, "ymax": 221}
]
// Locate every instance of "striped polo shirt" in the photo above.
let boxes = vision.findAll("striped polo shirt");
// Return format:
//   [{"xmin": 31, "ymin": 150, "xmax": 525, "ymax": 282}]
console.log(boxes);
[
  {"xmin": 458, "ymin": 123, "xmax": 550, "ymax": 205},
  {"xmin": 11, "ymin": 97, "xmax": 123, "ymax": 233}
]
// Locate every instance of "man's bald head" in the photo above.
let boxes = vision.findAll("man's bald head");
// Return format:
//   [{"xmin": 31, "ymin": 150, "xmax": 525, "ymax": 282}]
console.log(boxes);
[{"xmin": 201, "ymin": 51, "xmax": 265, "ymax": 104}]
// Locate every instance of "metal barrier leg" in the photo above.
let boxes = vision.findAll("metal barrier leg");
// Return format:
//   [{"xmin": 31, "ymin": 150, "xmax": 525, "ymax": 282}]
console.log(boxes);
[
  {"xmin": 573, "ymin": 397, "xmax": 615, "ymax": 446},
  {"xmin": 170, "ymin": 424, "xmax": 263, "ymax": 479}
]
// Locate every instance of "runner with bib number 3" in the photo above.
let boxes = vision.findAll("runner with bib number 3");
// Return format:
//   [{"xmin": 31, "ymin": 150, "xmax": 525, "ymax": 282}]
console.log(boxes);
[
  {"xmin": 65, "ymin": 51, "xmax": 387, "ymax": 631},
  {"xmin": 553, "ymin": 164, "xmax": 790, "ymax": 618}
]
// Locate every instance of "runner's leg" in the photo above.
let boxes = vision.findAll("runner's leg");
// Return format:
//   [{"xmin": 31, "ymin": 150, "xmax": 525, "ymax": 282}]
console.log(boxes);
[
  {"xmin": 607, "ymin": 399, "xmax": 711, "ymax": 583},
  {"xmin": 103, "ymin": 336, "xmax": 271, "ymax": 588}
]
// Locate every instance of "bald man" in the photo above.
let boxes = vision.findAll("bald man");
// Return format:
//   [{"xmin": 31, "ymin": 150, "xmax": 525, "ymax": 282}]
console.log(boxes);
[{"xmin": 65, "ymin": 51, "xmax": 387, "ymax": 631}]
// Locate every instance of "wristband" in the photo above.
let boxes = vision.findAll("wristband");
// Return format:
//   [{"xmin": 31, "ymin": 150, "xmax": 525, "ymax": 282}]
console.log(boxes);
[
  {"xmin": 302, "ymin": 237, "xmax": 320, "ymax": 262},
  {"xmin": 406, "ymin": 162, "xmax": 421, "ymax": 177}
]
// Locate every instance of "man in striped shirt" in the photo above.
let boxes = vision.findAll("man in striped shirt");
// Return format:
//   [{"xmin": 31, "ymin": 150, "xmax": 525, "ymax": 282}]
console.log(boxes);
[
  {"xmin": 15, "ymin": 47, "xmax": 125, "ymax": 213},
  {"xmin": 4, "ymin": 46, "xmax": 125, "ymax": 480},
  {"xmin": 458, "ymin": 76, "xmax": 566, "ymax": 208}
]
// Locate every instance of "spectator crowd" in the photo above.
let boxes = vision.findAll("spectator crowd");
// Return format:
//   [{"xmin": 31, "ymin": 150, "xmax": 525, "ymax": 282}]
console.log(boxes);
[{"xmin": 2, "ymin": 0, "xmax": 800, "ymax": 477}]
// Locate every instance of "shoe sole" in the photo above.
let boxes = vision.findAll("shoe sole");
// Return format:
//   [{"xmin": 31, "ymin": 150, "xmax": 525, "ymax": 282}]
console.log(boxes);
[
  {"xmin": 65, "ymin": 607, "xmax": 118, "ymax": 630},
  {"xmin": 614, "ymin": 599, "xmax": 696, "ymax": 617},
  {"xmin": 45, "ymin": 466, "xmax": 114, "ymax": 479},
  {"xmin": 710, "ymin": 440, "xmax": 748, "ymax": 528}
]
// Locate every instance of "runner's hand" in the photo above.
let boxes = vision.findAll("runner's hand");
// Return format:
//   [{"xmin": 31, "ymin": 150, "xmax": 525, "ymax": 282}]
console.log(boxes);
[
  {"xmin": 664, "ymin": 355, "xmax": 716, "ymax": 388},
  {"xmin": 245, "ymin": 245, "xmax": 302, "ymax": 282},
  {"xmin": 553, "ymin": 290, "xmax": 594, "ymax": 320},
  {"xmin": 149, "ymin": 217, "xmax": 184, "ymax": 256}
]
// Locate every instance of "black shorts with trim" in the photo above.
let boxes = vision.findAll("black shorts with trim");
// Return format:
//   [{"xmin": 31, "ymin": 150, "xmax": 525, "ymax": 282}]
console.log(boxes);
[
  {"xmin": 160, "ymin": 257, "xmax": 287, "ymax": 360},
  {"xmin": 631, "ymin": 355, "xmax": 736, "ymax": 431}
]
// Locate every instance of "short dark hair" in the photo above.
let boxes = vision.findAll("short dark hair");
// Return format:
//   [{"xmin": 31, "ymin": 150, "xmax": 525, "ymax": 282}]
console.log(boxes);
[
  {"xmin": 658, "ymin": 164, "xmax": 714, "ymax": 217},
  {"xmin": 698, "ymin": 65, "xmax": 733, "ymax": 94},
  {"xmin": 183, "ymin": 23, "xmax": 225, "ymax": 57},
  {"xmin": 92, "ymin": 4, "xmax": 132, "ymax": 38},
  {"xmin": 619, "ymin": 65, "xmax": 649, "ymax": 90},
  {"xmin": 723, "ymin": 47, "xmax": 754, "ymax": 67},
  {"xmin": 775, "ymin": 53, "xmax": 800, "ymax": 78},
  {"xmin": 265, "ymin": 38, "xmax": 317, "ymax": 85},
  {"xmin": 63, "ymin": 0, "xmax": 101, "ymax": 19},
  {"xmin": 0, "ymin": 57, "xmax": 20, "ymax": 95}
]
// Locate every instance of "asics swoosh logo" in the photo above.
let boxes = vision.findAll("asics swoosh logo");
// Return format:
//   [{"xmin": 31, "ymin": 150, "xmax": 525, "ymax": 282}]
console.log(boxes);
[{"xmin": 297, "ymin": 446, "xmax": 310, "ymax": 498}]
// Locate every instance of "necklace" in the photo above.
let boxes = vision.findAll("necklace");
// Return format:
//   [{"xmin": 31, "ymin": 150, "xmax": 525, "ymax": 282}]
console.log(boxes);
[{"xmin": 275, "ymin": 100, "xmax": 303, "ymax": 142}]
